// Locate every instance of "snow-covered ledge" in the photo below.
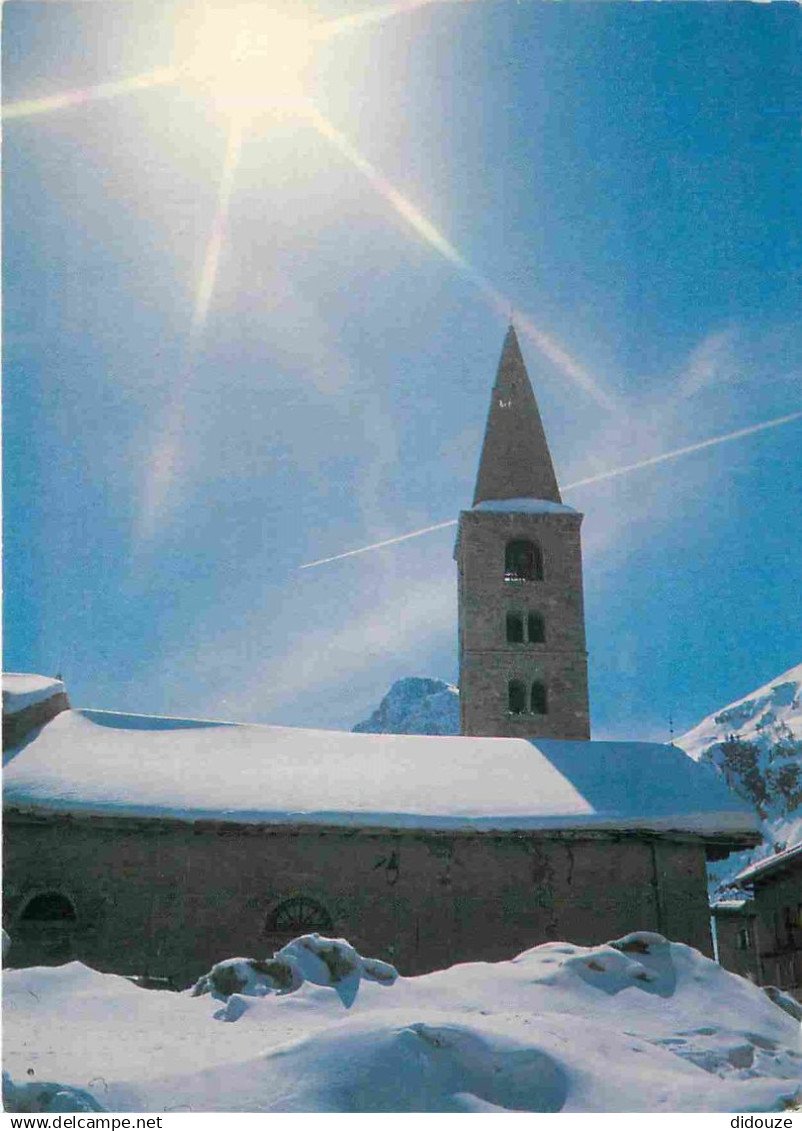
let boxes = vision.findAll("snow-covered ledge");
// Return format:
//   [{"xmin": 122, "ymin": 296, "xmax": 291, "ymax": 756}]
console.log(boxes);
[
  {"xmin": 3, "ymin": 674, "xmax": 70, "ymax": 751},
  {"xmin": 471, "ymin": 497, "xmax": 578, "ymax": 516}
]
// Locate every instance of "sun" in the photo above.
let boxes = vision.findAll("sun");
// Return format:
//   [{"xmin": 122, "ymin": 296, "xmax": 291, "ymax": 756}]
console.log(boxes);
[{"xmin": 174, "ymin": 3, "xmax": 315, "ymax": 117}]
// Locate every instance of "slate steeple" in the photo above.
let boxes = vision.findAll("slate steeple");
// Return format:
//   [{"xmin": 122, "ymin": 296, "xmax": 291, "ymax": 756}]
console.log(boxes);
[{"xmin": 472, "ymin": 325, "xmax": 562, "ymax": 506}]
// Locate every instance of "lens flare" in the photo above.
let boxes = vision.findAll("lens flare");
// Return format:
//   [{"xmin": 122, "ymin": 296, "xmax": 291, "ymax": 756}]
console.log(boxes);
[
  {"xmin": 305, "ymin": 103, "xmax": 616, "ymax": 413},
  {"xmin": 2, "ymin": 67, "xmax": 177, "ymax": 120},
  {"xmin": 174, "ymin": 4, "xmax": 314, "ymax": 118},
  {"xmin": 298, "ymin": 409, "xmax": 802, "ymax": 569},
  {"xmin": 138, "ymin": 115, "xmax": 245, "ymax": 542},
  {"xmin": 191, "ymin": 115, "xmax": 246, "ymax": 337},
  {"xmin": 317, "ymin": 1, "xmax": 472, "ymax": 40}
]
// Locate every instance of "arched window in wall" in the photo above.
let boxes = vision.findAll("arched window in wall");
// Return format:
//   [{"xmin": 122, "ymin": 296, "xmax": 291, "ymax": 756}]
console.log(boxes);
[
  {"xmin": 19, "ymin": 892, "xmax": 77, "ymax": 923},
  {"xmin": 527, "ymin": 612, "xmax": 545, "ymax": 643},
  {"xmin": 265, "ymin": 896, "xmax": 333, "ymax": 935},
  {"xmin": 506, "ymin": 611, "xmax": 545, "ymax": 644},
  {"xmin": 531, "ymin": 681, "xmax": 548, "ymax": 715},
  {"xmin": 508, "ymin": 680, "xmax": 527, "ymax": 715},
  {"xmin": 504, "ymin": 540, "xmax": 543, "ymax": 582}
]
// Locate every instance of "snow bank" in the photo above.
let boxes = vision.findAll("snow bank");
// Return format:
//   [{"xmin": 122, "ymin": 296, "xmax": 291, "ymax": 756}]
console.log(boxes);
[
  {"xmin": 3, "ymin": 708, "xmax": 758, "ymax": 836},
  {"xmin": 4, "ymin": 933, "xmax": 800, "ymax": 1113},
  {"xmin": 191, "ymin": 936, "xmax": 397, "ymax": 1010},
  {"xmin": 3, "ymin": 674, "xmax": 65, "ymax": 715}
]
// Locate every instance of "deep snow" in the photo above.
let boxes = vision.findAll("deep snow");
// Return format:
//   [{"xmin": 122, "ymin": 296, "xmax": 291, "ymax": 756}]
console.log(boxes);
[{"xmin": 3, "ymin": 932, "xmax": 800, "ymax": 1113}]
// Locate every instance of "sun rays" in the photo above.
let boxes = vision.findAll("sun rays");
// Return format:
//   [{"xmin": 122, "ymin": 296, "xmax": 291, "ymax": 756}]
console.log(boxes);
[
  {"xmin": 304, "ymin": 102, "xmax": 617, "ymax": 413},
  {"xmin": 4, "ymin": 1, "xmax": 617, "ymax": 543},
  {"xmin": 1, "ymin": 67, "xmax": 178, "ymax": 121},
  {"xmin": 5, "ymin": 1, "xmax": 795, "ymax": 559},
  {"xmin": 4, "ymin": 1, "xmax": 614, "ymax": 467}
]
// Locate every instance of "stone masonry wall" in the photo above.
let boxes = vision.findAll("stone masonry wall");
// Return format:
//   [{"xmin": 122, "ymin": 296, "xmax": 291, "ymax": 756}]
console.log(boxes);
[{"xmin": 4, "ymin": 813, "xmax": 712, "ymax": 985}]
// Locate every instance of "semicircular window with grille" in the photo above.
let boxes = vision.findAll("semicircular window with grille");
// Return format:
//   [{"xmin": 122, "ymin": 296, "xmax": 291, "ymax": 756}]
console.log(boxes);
[{"xmin": 265, "ymin": 896, "xmax": 333, "ymax": 934}]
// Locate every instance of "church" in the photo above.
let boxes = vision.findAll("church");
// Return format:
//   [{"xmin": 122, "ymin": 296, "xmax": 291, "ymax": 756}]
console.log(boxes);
[{"xmin": 2, "ymin": 329, "xmax": 759, "ymax": 985}]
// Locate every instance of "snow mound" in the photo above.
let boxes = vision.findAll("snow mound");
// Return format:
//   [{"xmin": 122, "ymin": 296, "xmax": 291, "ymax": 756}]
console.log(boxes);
[
  {"xmin": 191, "ymin": 956, "xmax": 303, "ymax": 1001},
  {"xmin": 192, "ymin": 935, "xmax": 398, "ymax": 1010},
  {"xmin": 353, "ymin": 677, "xmax": 459, "ymax": 735},
  {"xmin": 3, "ymin": 673, "xmax": 66, "ymax": 715},
  {"xmin": 3, "ymin": 1071, "xmax": 105, "ymax": 1113},
  {"xmin": 4, "ymin": 935, "xmax": 799, "ymax": 1112},
  {"xmin": 763, "ymin": 985, "xmax": 802, "ymax": 1023}
]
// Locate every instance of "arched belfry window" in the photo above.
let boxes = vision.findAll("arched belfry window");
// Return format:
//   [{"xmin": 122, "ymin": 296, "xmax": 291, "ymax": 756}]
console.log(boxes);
[
  {"xmin": 507, "ymin": 611, "xmax": 545, "ymax": 644},
  {"xmin": 508, "ymin": 680, "xmax": 527, "ymax": 715},
  {"xmin": 531, "ymin": 681, "xmax": 548, "ymax": 715},
  {"xmin": 527, "ymin": 612, "xmax": 545, "ymax": 643},
  {"xmin": 265, "ymin": 896, "xmax": 333, "ymax": 935},
  {"xmin": 504, "ymin": 540, "xmax": 543, "ymax": 582},
  {"xmin": 19, "ymin": 892, "xmax": 77, "ymax": 923}
]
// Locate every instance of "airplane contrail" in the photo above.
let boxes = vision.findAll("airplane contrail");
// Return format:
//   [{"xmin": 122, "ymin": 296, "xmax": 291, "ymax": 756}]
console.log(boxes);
[{"xmin": 298, "ymin": 408, "xmax": 802, "ymax": 570}]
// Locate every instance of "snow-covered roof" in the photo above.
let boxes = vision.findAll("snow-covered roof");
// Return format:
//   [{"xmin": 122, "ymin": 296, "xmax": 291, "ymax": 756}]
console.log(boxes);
[
  {"xmin": 3, "ymin": 673, "xmax": 66, "ymax": 715},
  {"xmin": 470, "ymin": 497, "xmax": 578, "ymax": 516},
  {"xmin": 732, "ymin": 841, "xmax": 802, "ymax": 887},
  {"xmin": 3, "ymin": 707, "xmax": 760, "ymax": 837},
  {"xmin": 710, "ymin": 899, "xmax": 752, "ymax": 914}
]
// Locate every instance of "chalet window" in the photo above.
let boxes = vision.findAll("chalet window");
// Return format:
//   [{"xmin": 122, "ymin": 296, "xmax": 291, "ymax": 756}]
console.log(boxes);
[
  {"xmin": 508, "ymin": 680, "xmax": 527, "ymax": 715},
  {"xmin": 736, "ymin": 926, "xmax": 751, "ymax": 951},
  {"xmin": 527, "ymin": 612, "xmax": 545, "ymax": 643},
  {"xmin": 504, "ymin": 540, "xmax": 543, "ymax": 582},
  {"xmin": 506, "ymin": 613, "xmax": 524, "ymax": 643},
  {"xmin": 19, "ymin": 892, "xmax": 77, "ymax": 923},
  {"xmin": 265, "ymin": 896, "xmax": 333, "ymax": 935},
  {"xmin": 531, "ymin": 681, "xmax": 548, "ymax": 715}
]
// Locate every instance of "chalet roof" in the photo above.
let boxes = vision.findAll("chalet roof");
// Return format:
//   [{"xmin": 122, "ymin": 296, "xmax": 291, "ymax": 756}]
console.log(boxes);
[
  {"xmin": 732, "ymin": 841, "xmax": 802, "ymax": 887},
  {"xmin": 3, "ymin": 706, "xmax": 760, "ymax": 841},
  {"xmin": 711, "ymin": 898, "xmax": 755, "ymax": 916}
]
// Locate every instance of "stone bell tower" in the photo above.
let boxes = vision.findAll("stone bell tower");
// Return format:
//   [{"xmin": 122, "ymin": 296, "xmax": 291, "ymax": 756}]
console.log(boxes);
[{"xmin": 455, "ymin": 325, "xmax": 590, "ymax": 740}]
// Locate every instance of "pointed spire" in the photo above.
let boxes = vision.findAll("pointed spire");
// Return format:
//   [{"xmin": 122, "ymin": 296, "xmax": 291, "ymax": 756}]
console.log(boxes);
[{"xmin": 472, "ymin": 325, "xmax": 562, "ymax": 505}]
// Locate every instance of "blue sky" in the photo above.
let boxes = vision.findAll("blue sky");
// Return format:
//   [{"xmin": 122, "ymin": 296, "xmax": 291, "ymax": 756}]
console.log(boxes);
[{"xmin": 4, "ymin": 0, "xmax": 801, "ymax": 739}]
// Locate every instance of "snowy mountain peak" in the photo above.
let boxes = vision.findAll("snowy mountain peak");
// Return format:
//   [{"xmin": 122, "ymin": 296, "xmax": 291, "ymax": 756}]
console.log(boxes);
[
  {"xmin": 352, "ymin": 677, "xmax": 459, "ymax": 736},
  {"xmin": 680, "ymin": 662, "xmax": 802, "ymax": 762},
  {"xmin": 675, "ymin": 661, "xmax": 802, "ymax": 894}
]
